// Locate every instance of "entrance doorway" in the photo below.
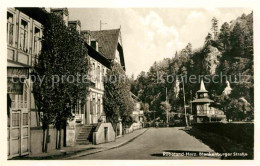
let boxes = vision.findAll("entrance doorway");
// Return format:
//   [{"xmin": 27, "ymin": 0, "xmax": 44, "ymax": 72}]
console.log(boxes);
[{"xmin": 8, "ymin": 82, "xmax": 30, "ymax": 158}]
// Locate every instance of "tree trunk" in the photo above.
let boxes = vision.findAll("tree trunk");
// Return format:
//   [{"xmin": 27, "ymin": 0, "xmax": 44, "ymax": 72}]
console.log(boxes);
[
  {"xmin": 43, "ymin": 126, "xmax": 49, "ymax": 152},
  {"xmin": 42, "ymin": 128, "xmax": 46, "ymax": 152},
  {"xmin": 63, "ymin": 122, "xmax": 67, "ymax": 147},
  {"xmin": 58, "ymin": 129, "xmax": 62, "ymax": 149},
  {"xmin": 56, "ymin": 129, "xmax": 58, "ymax": 149}
]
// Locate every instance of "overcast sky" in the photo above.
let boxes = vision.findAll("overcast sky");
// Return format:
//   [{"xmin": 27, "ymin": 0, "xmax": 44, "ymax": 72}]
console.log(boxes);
[{"xmin": 68, "ymin": 8, "xmax": 252, "ymax": 77}]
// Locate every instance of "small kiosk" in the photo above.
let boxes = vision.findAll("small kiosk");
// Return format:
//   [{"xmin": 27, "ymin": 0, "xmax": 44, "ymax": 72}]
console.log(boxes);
[{"xmin": 192, "ymin": 79, "xmax": 225, "ymax": 123}]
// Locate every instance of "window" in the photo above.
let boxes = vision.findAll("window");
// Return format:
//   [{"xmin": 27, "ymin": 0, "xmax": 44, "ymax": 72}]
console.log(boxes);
[
  {"xmin": 12, "ymin": 113, "xmax": 20, "ymax": 127},
  {"xmin": 97, "ymin": 66, "xmax": 101, "ymax": 82},
  {"xmin": 101, "ymin": 68, "xmax": 105, "ymax": 89},
  {"xmin": 23, "ymin": 113, "xmax": 28, "ymax": 125},
  {"xmin": 20, "ymin": 19, "xmax": 28, "ymax": 52},
  {"xmin": 92, "ymin": 63, "xmax": 95, "ymax": 81},
  {"xmin": 7, "ymin": 12, "xmax": 14, "ymax": 46},
  {"xmin": 97, "ymin": 99, "xmax": 101, "ymax": 115},
  {"xmin": 75, "ymin": 100, "xmax": 81, "ymax": 115},
  {"xmin": 23, "ymin": 84, "xmax": 28, "ymax": 108},
  {"xmin": 91, "ymin": 98, "xmax": 96, "ymax": 115},
  {"xmin": 33, "ymin": 27, "xmax": 41, "ymax": 57}
]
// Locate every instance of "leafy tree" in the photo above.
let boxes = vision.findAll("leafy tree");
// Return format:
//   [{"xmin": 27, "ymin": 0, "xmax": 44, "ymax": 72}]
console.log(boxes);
[
  {"xmin": 160, "ymin": 101, "xmax": 171, "ymax": 123},
  {"xmin": 103, "ymin": 62, "xmax": 134, "ymax": 130},
  {"xmin": 32, "ymin": 12, "xmax": 90, "ymax": 151}
]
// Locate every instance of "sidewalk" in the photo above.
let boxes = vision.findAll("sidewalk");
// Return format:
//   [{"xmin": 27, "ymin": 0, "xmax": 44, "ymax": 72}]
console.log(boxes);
[{"xmin": 15, "ymin": 128, "xmax": 148, "ymax": 160}]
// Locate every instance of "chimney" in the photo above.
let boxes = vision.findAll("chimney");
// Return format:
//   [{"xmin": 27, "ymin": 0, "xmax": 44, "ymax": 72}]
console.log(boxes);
[
  {"xmin": 68, "ymin": 20, "xmax": 81, "ymax": 34},
  {"xmin": 81, "ymin": 30, "xmax": 91, "ymax": 45},
  {"xmin": 50, "ymin": 8, "xmax": 69, "ymax": 26}
]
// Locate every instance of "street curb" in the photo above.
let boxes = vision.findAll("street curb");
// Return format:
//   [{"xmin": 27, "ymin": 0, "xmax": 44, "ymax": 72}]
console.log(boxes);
[{"xmin": 66, "ymin": 128, "xmax": 149, "ymax": 159}]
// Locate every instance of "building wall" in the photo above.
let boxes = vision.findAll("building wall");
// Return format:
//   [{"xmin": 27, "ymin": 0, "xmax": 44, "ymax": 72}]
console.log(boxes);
[
  {"xmin": 73, "ymin": 57, "xmax": 108, "ymax": 125},
  {"xmin": 7, "ymin": 8, "xmax": 43, "ymax": 158},
  {"xmin": 7, "ymin": 8, "xmax": 43, "ymax": 67}
]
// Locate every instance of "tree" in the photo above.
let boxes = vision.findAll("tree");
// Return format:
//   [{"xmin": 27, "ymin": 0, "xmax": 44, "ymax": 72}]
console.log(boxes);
[
  {"xmin": 130, "ymin": 12, "xmax": 254, "ymax": 123},
  {"xmin": 230, "ymin": 22, "xmax": 245, "ymax": 57},
  {"xmin": 160, "ymin": 101, "xmax": 171, "ymax": 123},
  {"xmin": 103, "ymin": 62, "xmax": 134, "ymax": 129},
  {"xmin": 32, "ymin": 13, "xmax": 90, "ymax": 152},
  {"xmin": 218, "ymin": 22, "xmax": 230, "ymax": 50},
  {"xmin": 204, "ymin": 33, "xmax": 213, "ymax": 47},
  {"xmin": 211, "ymin": 17, "xmax": 218, "ymax": 39}
]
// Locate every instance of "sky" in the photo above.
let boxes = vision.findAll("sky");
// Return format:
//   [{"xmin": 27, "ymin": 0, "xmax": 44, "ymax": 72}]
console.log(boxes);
[{"xmin": 68, "ymin": 8, "xmax": 252, "ymax": 77}]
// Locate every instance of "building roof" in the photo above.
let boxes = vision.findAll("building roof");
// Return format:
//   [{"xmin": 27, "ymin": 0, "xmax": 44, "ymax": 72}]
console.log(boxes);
[
  {"xmin": 192, "ymin": 98, "xmax": 214, "ymax": 103},
  {"xmin": 15, "ymin": 8, "xmax": 49, "ymax": 25},
  {"xmin": 84, "ymin": 43, "xmax": 111, "ymax": 69},
  {"xmin": 88, "ymin": 29, "xmax": 121, "ymax": 60},
  {"xmin": 197, "ymin": 79, "xmax": 208, "ymax": 93}
]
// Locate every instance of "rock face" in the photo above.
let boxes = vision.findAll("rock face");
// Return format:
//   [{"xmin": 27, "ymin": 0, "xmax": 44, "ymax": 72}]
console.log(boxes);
[
  {"xmin": 223, "ymin": 81, "xmax": 232, "ymax": 96},
  {"xmin": 174, "ymin": 79, "xmax": 180, "ymax": 99},
  {"xmin": 204, "ymin": 46, "xmax": 222, "ymax": 75}
]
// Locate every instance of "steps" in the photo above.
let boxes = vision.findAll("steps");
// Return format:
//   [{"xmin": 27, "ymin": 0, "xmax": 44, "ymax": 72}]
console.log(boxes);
[{"xmin": 76, "ymin": 124, "xmax": 97, "ymax": 145}]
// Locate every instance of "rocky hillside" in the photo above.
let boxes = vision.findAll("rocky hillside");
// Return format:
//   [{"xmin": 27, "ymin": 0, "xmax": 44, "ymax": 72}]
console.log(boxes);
[{"xmin": 130, "ymin": 12, "xmax": 254, "ymax": 121}]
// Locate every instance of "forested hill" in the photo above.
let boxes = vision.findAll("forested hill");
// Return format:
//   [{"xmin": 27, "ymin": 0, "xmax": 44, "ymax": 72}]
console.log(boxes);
[{"xmin": 130, "ymin": 12, "xmax": 253, "ymax": 121}]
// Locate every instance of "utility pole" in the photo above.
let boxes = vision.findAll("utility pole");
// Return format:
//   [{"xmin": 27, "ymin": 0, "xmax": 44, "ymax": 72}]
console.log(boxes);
[
  {"xmin": 190, "ymin": 90, "xmax": 193, "ymax": 115},
  {"xmin": 166, "ymin": 87, "xmax": 169, "ymax": 127},
  {"xmin": 190, "ymin": 90, "xmax": 193, "ymax": 126},
  {"xmin": 182, "ymin": 76, "xmax": 189, "ymax": 128}
]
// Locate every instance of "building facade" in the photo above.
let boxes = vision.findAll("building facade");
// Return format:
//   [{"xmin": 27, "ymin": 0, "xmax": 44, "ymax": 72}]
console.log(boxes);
[
  {"xmin": 7, "ymin": 7, "xmax": 45, "ymax": 158},
  {"xmin": 7, "ymin": 7, "xmax": 127, "ymax": 157}
]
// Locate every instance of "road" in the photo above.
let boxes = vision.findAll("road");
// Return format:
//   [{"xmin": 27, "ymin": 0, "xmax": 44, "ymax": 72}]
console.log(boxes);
[{"xmin": 75, "ymin": 127, "xmax": 219, "ymax": 160}]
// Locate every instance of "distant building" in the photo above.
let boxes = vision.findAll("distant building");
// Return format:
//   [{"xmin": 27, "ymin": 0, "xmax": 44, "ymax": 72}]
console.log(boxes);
[
  {"xmin": 131, "ymin": 93, "xmax": 144, "ymax": 124},
  {"xmin": 192, "ymin": 79, "xmax": 226, "ymax": 123}
]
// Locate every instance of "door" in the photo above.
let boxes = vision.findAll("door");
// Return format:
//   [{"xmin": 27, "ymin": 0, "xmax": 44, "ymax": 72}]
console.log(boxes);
[
  {"xmin": 21, "ymin": 111, "xmax": 29, "ymax": 155},
  {"xmin": 9, "ymin": 110, "xmax": 21, "ymax": 158},
  {"xmin": 104, "ymin": 127, "xmax": 108, "ymax": 142},
  {"xmin": 8, "ymin": 81, "xmax": 30, "ymax": 158}
]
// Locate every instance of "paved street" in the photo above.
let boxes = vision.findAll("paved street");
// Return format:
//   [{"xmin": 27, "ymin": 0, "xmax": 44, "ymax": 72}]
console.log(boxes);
[{"xmin": 75, "ymin": 127, "xmax": 218, "ymax": 160}]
